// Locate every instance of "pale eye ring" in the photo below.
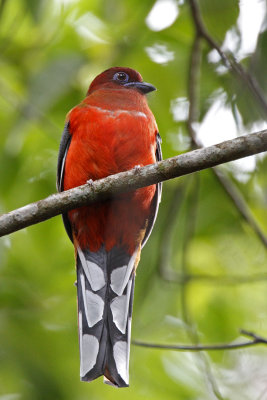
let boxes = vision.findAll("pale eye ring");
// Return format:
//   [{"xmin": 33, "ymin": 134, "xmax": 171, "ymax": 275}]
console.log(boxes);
[{"xmin": 113, "ymin": 72, "xmax": 129, "ymax": 82}]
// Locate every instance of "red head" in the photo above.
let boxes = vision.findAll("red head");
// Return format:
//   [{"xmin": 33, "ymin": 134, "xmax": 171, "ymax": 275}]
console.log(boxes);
[{"xmin": 87, "ymin": 67, "xmax": 156, "ymax": 95}]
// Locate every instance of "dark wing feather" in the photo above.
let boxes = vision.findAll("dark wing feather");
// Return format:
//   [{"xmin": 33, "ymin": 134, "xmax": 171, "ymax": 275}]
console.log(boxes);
[
  {"xmin": 141, "ymin": 132, "xmax": 162, "ymax": 248},
  {"xmin": 57, "ymin": 122, "xmax": 73, "ymax": 242}
]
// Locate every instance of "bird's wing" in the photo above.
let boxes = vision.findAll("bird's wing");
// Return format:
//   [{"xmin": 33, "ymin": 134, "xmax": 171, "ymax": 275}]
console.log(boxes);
[
  {"xmin": 57, "ymin": 121, "xmax": 73, "ymax": 242},
  {"xmin": 141, "ymin": 132, "xmax": 162, "ymax": 248}
]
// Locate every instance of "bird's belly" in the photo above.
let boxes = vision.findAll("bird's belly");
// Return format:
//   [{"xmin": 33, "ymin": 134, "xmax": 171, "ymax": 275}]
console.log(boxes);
[
  {"xmin": 64, "ymin": 108, "xmax": 156, "ymax": 253},
  {"xmin": 69, "ymin": 186, "xmax": 155, "ymax": 253}
]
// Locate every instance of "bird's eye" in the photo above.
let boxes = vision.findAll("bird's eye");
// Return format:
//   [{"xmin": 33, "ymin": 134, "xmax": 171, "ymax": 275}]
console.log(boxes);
[{"xmin": 113, "ymin": 72, "xmax": 129, "ymax": 83}]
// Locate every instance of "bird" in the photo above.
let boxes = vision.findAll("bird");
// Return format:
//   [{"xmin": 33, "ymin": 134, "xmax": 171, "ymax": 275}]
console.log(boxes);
[{"xmin": 57, "ymin": 67, "xmax": 162, "ymax": 387}]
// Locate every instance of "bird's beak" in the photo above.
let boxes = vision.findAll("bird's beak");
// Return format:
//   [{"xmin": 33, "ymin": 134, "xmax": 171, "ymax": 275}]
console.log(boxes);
[{"xmin": 124, "ymin": 81, "xmax": 156, "ymax": 94}]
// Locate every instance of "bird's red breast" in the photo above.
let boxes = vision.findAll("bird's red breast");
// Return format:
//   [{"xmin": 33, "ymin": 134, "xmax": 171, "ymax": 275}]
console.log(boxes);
[{"xmin": 63, "ymin": 76, "xmax": 158, "ymax": 254}]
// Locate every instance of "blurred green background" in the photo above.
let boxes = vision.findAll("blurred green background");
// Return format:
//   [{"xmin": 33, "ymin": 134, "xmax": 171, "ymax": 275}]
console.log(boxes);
[{"xmin": 1, "ymin": 0, "xmax": 267, "ymax": 398}]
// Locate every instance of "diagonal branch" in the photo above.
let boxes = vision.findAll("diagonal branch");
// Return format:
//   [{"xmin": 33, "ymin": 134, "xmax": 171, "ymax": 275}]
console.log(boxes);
[
  {"xmin": 188, "ymin": 0, "xmax": 267, "ymax": 117},
  {"xmin": 213, "ymin": 169, "xmax": 267, "ymax": 247},
  {"xmin": 186, "ymin": 23, "xmax": 267, "ymax": 248},
  {"xmin": 1, "ymin": 129, "xmax": 267, "ymax": 237}
]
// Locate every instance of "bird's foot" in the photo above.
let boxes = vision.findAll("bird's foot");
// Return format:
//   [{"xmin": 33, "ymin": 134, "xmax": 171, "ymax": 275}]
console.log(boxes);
[
  {"xmin": 86, "ymin": 179, "xmax": 94, "ymax": 188},
  {"xmin": 133, "ymin": 165, "xmax": 141, "ymax": 174}
]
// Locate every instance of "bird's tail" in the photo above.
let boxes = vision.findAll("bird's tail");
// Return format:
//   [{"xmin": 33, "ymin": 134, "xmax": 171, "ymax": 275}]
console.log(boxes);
[{"xmin": 76, "ymin": 245, "xmax": 137, "ymax": 387}]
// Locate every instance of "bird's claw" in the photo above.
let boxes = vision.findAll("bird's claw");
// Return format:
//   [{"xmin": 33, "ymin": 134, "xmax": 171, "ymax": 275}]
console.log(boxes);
[
  {"xmin": 133, "ymin": 165, "xmax": 141, "ymax": 174},
  {"xmin": 87, "ymin": 179, "xmax": 94, "ymax": 188}
]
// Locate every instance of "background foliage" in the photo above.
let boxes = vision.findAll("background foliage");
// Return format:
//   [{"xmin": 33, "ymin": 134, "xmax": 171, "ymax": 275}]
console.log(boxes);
[{"xmin": 1, "ymin": 0, "xmax": 267, "ymax": 399}]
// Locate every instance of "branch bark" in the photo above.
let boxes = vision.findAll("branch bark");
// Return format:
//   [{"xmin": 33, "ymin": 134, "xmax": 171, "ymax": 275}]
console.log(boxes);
[{"xmin": 1, "ymin": 129, "xmax": 267, "ymax": 237}]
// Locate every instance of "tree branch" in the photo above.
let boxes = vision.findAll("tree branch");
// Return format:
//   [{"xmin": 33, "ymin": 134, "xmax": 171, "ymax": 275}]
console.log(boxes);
[
  {"xmin": 1, "ymin": 130, "xmax": 267, "ymax": 237},
  {"xmin": 132, "ymin": 329, "xmax": 267, "ymax": 352},
  {"xmin": 186, "ymin": 22, "xmax": 267, "ymax": 248},
  {"xmin": 213, "ymin": 168, "xmax": 267, "ymax": 247}
]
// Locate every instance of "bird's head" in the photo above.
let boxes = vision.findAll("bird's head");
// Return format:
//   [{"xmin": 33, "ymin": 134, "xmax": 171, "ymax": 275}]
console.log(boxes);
[{"xmin": 87, "ymin": 67, "xmax": 156, "ymax": 95}]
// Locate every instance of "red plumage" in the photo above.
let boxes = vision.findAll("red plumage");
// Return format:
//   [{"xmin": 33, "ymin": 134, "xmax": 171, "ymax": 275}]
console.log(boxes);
[{"xmin": 57, "ymin": 67, "xmax": 162, "ymax": 387}]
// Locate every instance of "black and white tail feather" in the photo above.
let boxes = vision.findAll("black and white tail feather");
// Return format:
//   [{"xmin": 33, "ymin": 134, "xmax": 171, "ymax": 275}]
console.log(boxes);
[
  {"xmin": 57, "ymin": 122, "xmax": 163, "ymax": 387},
  {"xmin": 76, "ymin": 246, "xmax": 137, "ymax": 387}
]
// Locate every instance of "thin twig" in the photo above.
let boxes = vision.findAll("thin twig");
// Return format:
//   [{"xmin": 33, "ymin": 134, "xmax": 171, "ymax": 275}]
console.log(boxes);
[
  {"xmin": 188, "ymin": 0, "xmax": 267, "ymax": 117},
  {"xmin": 1, "ymin": 130, "xmax": 267, "ymax": 237},
  {"xmin": 187, "ymin": 34, "xmax": 202, "ymax": 146},
  {"xmin": 133, "ymin": 330, "xmax": 267, "ymax": 352}
]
